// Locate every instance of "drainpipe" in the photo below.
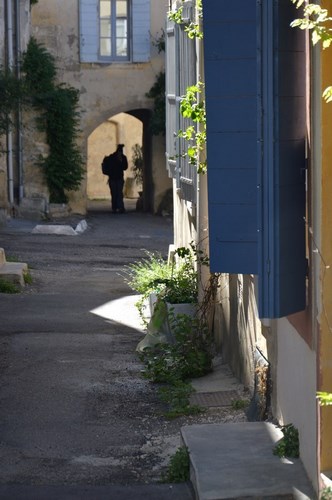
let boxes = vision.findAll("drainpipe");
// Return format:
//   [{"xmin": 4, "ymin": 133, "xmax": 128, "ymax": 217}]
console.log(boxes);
[
  {"xmin": 6, "ymin": 0, "xmax": 14, "ymax": 206},
  {"xmin": 15, "ymin": 0, "xmax": 23, "ymax": 202}
]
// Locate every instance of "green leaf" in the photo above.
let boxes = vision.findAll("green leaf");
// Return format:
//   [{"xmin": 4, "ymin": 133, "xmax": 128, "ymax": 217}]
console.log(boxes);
[{"xmin": 317, "ymin": 391, "xmax": 332, "ymax": 405}]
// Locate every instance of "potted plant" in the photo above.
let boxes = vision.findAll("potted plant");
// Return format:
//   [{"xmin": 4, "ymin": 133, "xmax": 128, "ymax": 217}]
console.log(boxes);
[{"xmin": 131, "ymin": 143, "xmax": 143, "ymax": 186}]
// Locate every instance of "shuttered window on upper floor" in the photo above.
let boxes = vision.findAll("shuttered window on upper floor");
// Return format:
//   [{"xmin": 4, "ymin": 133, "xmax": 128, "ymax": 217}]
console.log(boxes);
[
  {"xmin": 166, "ymin": 1, "xmax": 197, "ymax": 203},
  {"xmin": 80, "ymin": 0, "xmax": 150, "ymax": 63},
  {"xmin": 203, "ymin": 0, "xmax": 307, "ymax": 319}
]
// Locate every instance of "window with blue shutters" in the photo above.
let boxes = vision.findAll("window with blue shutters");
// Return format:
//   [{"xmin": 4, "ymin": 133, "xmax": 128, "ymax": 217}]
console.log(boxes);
[
  {"xmin": 80, "ymin": 0, "xmax": 150, "ymax": 63},
  {"xmin": 203, "ymin": 0, "xmax": 307, "ymax": 319}
]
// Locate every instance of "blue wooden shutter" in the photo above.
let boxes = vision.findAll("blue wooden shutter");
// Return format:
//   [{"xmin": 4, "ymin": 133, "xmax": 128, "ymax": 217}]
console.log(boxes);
[
  {"xmin": 203, "ymin": 0, "xmax": 259, "ymax": 275},
  {"xmin": 259, "ymin": 0, "xmax": 306, "ymax": 317},
  {"xmin": 132, "ymin": 0, "xmax": 150, "ymax": 62},
  {"xmin": 203, "ymin": 0, "xmax": 306, "ymax": 318},
  {"xmin": 79, "ymin": 0, "xmax": 99, "ymax": 63}
]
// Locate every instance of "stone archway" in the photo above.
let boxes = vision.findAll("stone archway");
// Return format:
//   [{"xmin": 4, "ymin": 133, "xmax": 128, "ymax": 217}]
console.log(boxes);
[
  {"xmin": 87, "ymin": 112, "xmax": 142, "ymax": 201},
  {"xmin": 86, "ymin": 109, "xmax": 153, "ymax": 212}
]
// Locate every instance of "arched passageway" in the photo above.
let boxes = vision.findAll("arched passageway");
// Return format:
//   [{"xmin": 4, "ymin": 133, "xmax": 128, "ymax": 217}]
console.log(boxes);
[{"xmin": 86, "ymin": 109, "xmax": 153, "ymax": 213}]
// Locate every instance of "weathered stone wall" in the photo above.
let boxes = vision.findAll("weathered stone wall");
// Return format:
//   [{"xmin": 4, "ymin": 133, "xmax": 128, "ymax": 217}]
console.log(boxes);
[{"xmin": 22, "ymin": 110, "xmax": 49, "ymax": 201}]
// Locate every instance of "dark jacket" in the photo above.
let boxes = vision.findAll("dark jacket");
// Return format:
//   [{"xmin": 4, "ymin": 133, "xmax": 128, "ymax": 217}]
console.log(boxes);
[{"xmin": 103, "ymin": 152, "xmax": 128, "ymax": 180}]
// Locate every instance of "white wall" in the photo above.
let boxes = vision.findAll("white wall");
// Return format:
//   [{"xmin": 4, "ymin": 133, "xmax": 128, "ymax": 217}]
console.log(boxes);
[{"xmin": 274, "ymin": 318, "xmax": 318, "ymax": 492}]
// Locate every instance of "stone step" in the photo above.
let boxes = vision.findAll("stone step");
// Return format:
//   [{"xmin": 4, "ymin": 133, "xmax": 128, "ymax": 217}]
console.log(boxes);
[
  {"xmin": 0, "ymin": 248, "xmax": 28, "ymax": 287},
  {"xmin": 181, "ymin": 422, "xmax": 315, "ymax": 500}
]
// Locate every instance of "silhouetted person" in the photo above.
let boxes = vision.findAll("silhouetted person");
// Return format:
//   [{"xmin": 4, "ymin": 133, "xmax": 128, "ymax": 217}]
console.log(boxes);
[{"xmin": 102, "ymin": 144, "xmax": 128, "ymax": 213}]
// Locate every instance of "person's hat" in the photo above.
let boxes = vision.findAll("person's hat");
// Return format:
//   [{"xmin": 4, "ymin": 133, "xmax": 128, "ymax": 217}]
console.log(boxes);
[{"xmin": 117, "ymin": 143, "xmax": 124, "ymax": 149}]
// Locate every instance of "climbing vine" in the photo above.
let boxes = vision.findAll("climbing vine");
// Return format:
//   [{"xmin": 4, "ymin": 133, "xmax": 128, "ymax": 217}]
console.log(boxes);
[
  {"xmin": 22, "ymin": 37, "xmax": 84, "ymax": 203},
  {"xmin": 168, "ymin": 0, "xmax": 203, "ymax": 39},
  {"xmin": 146, "ymin": 31, "xmax": 165, "ymax": 136},
  {"xmin": 178, "ymin": 81, "xmax": 206, "ymax": 174},
  {"xmin": 168, "ymin": 1, "xmax": 206, "ymax": 174},
  {"xmin": 146, "ymin": 71, "xmax": 165, "ymax": 136}
]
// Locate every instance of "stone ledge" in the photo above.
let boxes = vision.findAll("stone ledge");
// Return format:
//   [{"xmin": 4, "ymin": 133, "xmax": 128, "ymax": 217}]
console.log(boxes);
[{"xmin": 0, "ymin": 248, "xmax": 28, "ymax": 287}]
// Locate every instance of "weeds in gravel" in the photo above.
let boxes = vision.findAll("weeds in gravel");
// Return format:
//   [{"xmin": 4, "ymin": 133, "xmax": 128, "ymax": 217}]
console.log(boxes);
[
  {"xmin": 24, "ymin": 271, "xmax": 33, "ymax": 285},
  {"xmin": 161, "ymin": 446, "xmax": 190, "ymax": 483},
  {"xmin": 158, "ymin": 381, "xmax": 203, "ymax": 419},
  {"xmin": 231, "ymin": 399, "xmax": 249, "ymax": 411},
  {"xmin": 0, "ymin": 278, "xmax": 20, "ymax": 294}
]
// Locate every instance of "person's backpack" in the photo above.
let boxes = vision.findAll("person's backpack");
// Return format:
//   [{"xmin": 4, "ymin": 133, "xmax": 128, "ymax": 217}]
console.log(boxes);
[{"xmin": 101, "ymin": 155, "xmax": 111, "ymax": 176}]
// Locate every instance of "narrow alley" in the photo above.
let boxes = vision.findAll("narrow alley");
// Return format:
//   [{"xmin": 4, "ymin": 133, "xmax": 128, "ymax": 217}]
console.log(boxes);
[{"xmin": 0, "ymin": 203, "xmax": 245, "ymax": 499}]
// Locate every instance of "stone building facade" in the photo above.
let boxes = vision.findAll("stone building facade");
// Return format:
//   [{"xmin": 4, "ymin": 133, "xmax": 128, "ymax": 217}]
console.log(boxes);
[{"xmin": 0, "ymin": 0, "xmax": 170, "ymax": 219}]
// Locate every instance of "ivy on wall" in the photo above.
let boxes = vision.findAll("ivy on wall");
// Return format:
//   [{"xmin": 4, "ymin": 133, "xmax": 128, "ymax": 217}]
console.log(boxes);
[
  {"xmin": 21, "ymin": 37, "xmax": 84, "ymax": 203},
  {"xmin": 146, "ymin": 31, "xmax": 165, "ymax": 136},
  {"xmin": 146, "ymin": 71, "xmax": 165, "ymax": 136}
]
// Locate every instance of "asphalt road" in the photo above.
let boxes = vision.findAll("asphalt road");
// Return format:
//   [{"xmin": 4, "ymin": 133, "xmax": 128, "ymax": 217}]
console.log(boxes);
[{"xmin": 0, "ymin": 202, "xmax": 194, "ymax": 499}]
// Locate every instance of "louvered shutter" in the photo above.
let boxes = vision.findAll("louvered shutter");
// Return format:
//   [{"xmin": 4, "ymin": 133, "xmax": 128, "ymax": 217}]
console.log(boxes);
[
  {"xmin": 166, "ymin": 18, "xmax": 179, "ymax": 182},
  {"xmin": 178, "ymin": 1, "xmax": 197, "ymax": 203},
  {"xmin": 166, "ymin": 1, "xmax": 197, "ymax": 202},
  {"xmin": 79, "ymin": 0, "xmax": 99, "ymax": 63},
  {"xmin": 132, "ymin": 0, "xmax": 150, "ymax": 62}
]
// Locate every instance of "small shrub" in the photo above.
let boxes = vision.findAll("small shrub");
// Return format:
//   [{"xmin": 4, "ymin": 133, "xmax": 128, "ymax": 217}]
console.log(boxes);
[
  {"xmin": 273, "ymin": 423, "xmax": 299, "ymax": 458},
  {"xmin": 161, "ymin": 447, "xmax": 190, "ymax": 483}
]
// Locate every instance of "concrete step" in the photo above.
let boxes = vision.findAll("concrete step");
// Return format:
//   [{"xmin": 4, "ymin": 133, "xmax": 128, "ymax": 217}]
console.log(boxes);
[
  {"xmin": 0, "ymin": 248, "xmax": 28, "ymax": 287},
  {"xmin": 181, "ymin": 422, "xmax": 315, "ymax": 500}
]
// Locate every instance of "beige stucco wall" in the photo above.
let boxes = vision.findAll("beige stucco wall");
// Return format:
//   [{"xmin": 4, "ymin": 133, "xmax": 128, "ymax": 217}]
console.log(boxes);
[{"xmin": 26, "ymin": 0, "xmax": 170, "ymax": 215}]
